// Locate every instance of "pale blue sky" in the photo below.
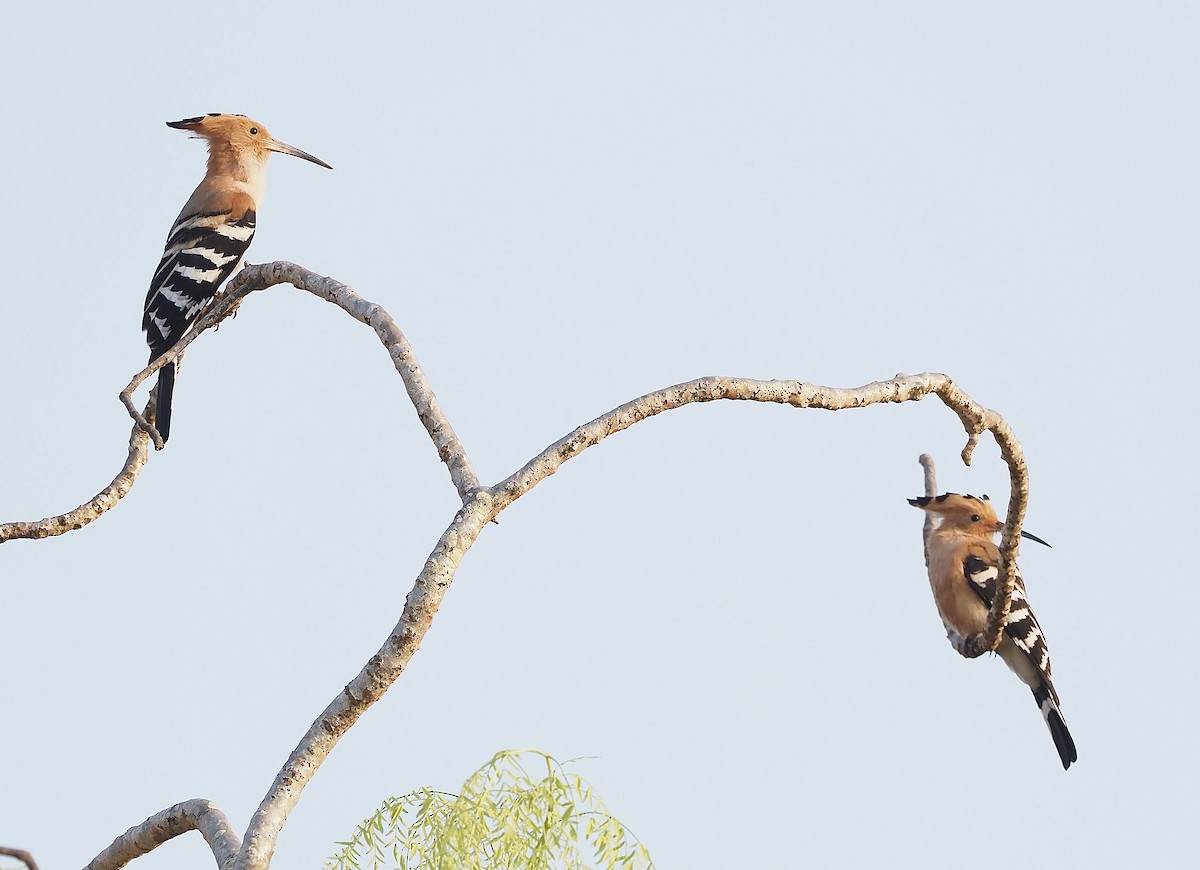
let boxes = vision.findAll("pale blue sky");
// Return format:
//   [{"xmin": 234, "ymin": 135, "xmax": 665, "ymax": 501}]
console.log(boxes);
[{"xmin": 1, "ymin": 3, "xmax": 1196, "ymax": 867}]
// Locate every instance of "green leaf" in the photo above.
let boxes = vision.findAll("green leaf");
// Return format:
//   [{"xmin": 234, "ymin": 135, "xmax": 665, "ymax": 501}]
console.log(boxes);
[{"xmin": 325, "ymin": 749, "xmax": 655, "ymax": 870}]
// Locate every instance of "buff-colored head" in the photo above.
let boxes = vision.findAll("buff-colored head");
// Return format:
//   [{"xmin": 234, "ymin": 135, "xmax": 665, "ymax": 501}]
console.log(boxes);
[
  {"xmin": 166, "ymin": 114, "xmax": 332, "ymax": 170},
  {"xmin": 907, "ymin": 492, "xmax": 1051, "ymax": 546}
]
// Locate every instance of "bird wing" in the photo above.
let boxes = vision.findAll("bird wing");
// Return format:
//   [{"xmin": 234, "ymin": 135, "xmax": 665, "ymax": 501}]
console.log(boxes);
[
  {"xmin": 962, "ymin": 547, "xmax": 1059, "ymax": 705},
  {"xmin": 142, "ymin": 208, "xmax": 256, "ymax": 359}
]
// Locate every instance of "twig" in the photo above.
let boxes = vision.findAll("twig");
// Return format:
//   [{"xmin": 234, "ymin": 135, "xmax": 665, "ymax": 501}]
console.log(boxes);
[{"xmin": 918, "ymin": 453, "xmax": 937, "ymax": 567}]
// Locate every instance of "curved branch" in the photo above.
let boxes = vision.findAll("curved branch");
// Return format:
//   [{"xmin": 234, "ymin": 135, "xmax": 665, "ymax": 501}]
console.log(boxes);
[
  {"xmin": 3, "ymin": 262, "xmax": 480, "ymax": 543},
  {"xmin": 0, "ymin": 847, "xmax": 39, "ymax": 870},
  {"xmin": 927, "ymin": 381, "xmax": 1029, "ymax": 652},
  {"xmin": 5, "ymin": 262, "xmax": 1036, "ymax": 866},
  {"xmin": 493, "ymin": 375, "xmax": 947, "ymax": 510},
  {"xmin": 123, "ymin": 262, "xmax": 480, "ymax": 500},
  {"xmin": 84, "ymin": 800, "xmax": 241, "ymax": 870},
  {"xmin": 235, "ymin": 371, "xmax": 1032, "ymax": 870},
  {"xmin": 0, "ymin": 403, "xmax": 153, "ymax": 544}
]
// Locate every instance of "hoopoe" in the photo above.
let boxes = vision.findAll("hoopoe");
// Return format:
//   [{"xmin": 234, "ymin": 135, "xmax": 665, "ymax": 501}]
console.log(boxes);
[
  {"xmin": 142, "ymin": 114, "xmax": 331, "ymax": 442},
  {"xmin": 908, "ymin": 493, "xmax": 1077, "ymax": 770}
]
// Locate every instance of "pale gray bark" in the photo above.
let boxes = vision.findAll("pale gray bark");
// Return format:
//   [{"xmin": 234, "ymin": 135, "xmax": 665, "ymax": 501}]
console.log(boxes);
[
  {"xmin": 1, "ymin": 263, "xmax": 1033, "ymax": 870},
  {"xmin": 83, "ymin": 800, "xmax": 240, "ymax": 870},
  {"xmin": 0, "ymin": 847, "xmax": 40, "ymax": 870}
]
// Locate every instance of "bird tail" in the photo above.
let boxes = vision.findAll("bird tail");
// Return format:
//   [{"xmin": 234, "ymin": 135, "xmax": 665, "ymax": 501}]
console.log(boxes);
[
  {"xmin": 154, "ymin": 360, "xmax": 175, "ymax": 443},
  {"xmin": 1033, "ymin": 684, "xmax": 1077, "ymax": 770}
]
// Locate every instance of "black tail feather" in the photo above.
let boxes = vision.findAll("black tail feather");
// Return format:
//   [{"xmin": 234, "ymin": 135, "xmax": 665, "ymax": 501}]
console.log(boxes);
[
  {"xmin": 155, "ymin": 362, "xmax": 175, "ymax": 443},
  {"xmin": 1034, "ymin": 685, "xmax": 1078, "ymax": 770},
  {"xmin": 1047, "ymin": 708, "xmax": 1077, "ymax": 770}
]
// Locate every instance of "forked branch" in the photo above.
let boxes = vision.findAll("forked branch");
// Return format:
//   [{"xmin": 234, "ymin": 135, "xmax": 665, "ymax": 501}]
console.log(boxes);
[
  {"xmin": 3, "ymin": 264, "xmax": 1031, "ymax": 870},
  {"xmin": 235, "ymin": 372, "xmax": 1033, "ymax": 870}
]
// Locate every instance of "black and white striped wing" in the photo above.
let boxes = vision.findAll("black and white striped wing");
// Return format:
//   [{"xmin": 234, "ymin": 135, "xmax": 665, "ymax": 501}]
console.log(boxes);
[
  {"xmin": 964, "ymin": 551, "xmax": 1077, "ymax": 769},
  {"xmin": 142, "ymin": 209, "xmax": 256, "ymax": 360},
  {"xmin": 963, "ymin": 553, "xmax": 1057, "ymax": 704}
]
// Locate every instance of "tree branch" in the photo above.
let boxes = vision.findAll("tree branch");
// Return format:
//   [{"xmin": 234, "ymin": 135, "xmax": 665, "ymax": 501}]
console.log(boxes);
[
  {"xmin": 4, "ymin": 264, "xmax": 1036, "ymax": 867},
  {"xmin": 0, "ymin": 847, "xmax": 39, "ymax": 870},
  {"xmin": 922, "ymin": 382, "xmax": 1029, "ymax": 654},
  {"xmin": 234, "ymin": 370, "xmax": 1033, "ymax": 870},
  {"xmin": 214, "ymin": 263, "xmax": 480, "ymax": 500},
  {"xmin": 492, "ymin": 375, "xmax": 946, "ymax": 510},
  {"xmin": 0, "ymin": 403, "xmax": 153, "ymax": 543},
  {"xmin": 235, "ymin": 495, "xmax": 495, "ymax": 870},
  {"xmin": 2, "ymin": 262, "xmax": 480, "ymax": 545},
  {"xmin": 918, "ymin": 453, "xmax": 937, "ymax": 567},
  {"xmin": 83, "ymin": 800, "xmax": 240, "ymax": 870}
]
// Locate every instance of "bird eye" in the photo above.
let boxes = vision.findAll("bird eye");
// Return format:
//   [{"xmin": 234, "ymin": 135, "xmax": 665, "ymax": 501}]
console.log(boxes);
[
  {"xmin": 970, "ymin": 514, "xmax": 981, "ymax": 522},
  {"xmin": 250, "ymin": 127, "xmax": 259, "ymax": 135}
]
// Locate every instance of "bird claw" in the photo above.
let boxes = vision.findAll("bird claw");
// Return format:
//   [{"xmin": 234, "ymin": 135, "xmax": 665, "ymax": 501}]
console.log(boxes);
[
  {"xmin": 210, "ymin": 290, "xmax": 244, "ymax": 329},
  {"xmin": 959, "ymin": 633, "xmax": 988, "ymax": 659},
  {"xmin": 948, "ymin": 629, "xmax": 988, "ymax": 659}
]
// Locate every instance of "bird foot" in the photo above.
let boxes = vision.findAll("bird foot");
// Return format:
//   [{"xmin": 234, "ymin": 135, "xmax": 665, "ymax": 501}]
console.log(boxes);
[
  {"xmin": 949, "ymin": 630, "xmax": 989, "ymax": 659},
  {"xmin": 210, "ymin": 289, "xmax": 244, "ymax": 328}
]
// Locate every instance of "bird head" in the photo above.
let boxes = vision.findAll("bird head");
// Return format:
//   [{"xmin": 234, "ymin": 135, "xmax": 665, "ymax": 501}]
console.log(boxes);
[
  {"xmin": 166, "ymin": 114, "xmax": 332, "ymax": 170},
  {"xmin": 907, "ymin": 492, "xmax": 1051, "ymax": 547}
]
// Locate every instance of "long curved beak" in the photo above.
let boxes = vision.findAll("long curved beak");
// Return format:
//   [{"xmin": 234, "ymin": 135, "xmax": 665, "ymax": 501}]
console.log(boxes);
[
  {"xmin": 1019, "ymin": 529, "xmax": 1052, "ymax": 548},
  {"xmin": 267, "ymin": 138, "xmax": 333, "ymax": 170}
]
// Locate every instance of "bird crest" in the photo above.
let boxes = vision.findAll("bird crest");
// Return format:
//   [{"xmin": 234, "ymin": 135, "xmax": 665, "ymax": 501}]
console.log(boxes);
[{"xmin": 908, "ymin": 492, "xmax": 1050, "ymax": 547}]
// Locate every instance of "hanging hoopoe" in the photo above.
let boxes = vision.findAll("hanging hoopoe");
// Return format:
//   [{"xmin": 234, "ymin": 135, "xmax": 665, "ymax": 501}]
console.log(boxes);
[
  {"xmin": 908, "ymin": 493, "xmax": 1077, "ymax": 769},
  {"xmin": 142, "ymin": 114, "xmax": 331, "ymax": 442}
]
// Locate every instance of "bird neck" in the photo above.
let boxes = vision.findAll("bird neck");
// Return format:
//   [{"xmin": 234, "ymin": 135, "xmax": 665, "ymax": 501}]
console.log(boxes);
[{"xmin": 205, "ymin": 143, "xmax": 269, "ymax": 204}]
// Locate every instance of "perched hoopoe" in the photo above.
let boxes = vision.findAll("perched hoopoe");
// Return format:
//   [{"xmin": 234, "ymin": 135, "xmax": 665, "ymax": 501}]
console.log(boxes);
[
  {"xmin": 142, "ymin": 114, "xmax": 331, "ymax": 442},
  {"xmin": 909, "ymin": 493, "xmax": 1077, "ymax": 770}
]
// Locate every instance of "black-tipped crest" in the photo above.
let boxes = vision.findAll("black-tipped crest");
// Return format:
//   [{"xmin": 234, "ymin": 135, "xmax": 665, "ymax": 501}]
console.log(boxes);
[
  {"xmin": 908, "ymin": 492, "xmax": 985, "ymax": 507},
  {"xmin": 909, "ymin": 492, "xmax": 1052, "ymax": 547},
  {"xmin": 167, "ymin": 113, "xmax": 246, "ymax": 130}
]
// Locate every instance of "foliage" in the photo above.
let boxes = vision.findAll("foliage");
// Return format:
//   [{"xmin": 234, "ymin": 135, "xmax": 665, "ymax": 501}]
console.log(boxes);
[{"xmin": 325, "ymin": 749, "xmax": 655, "ymax": 870}]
